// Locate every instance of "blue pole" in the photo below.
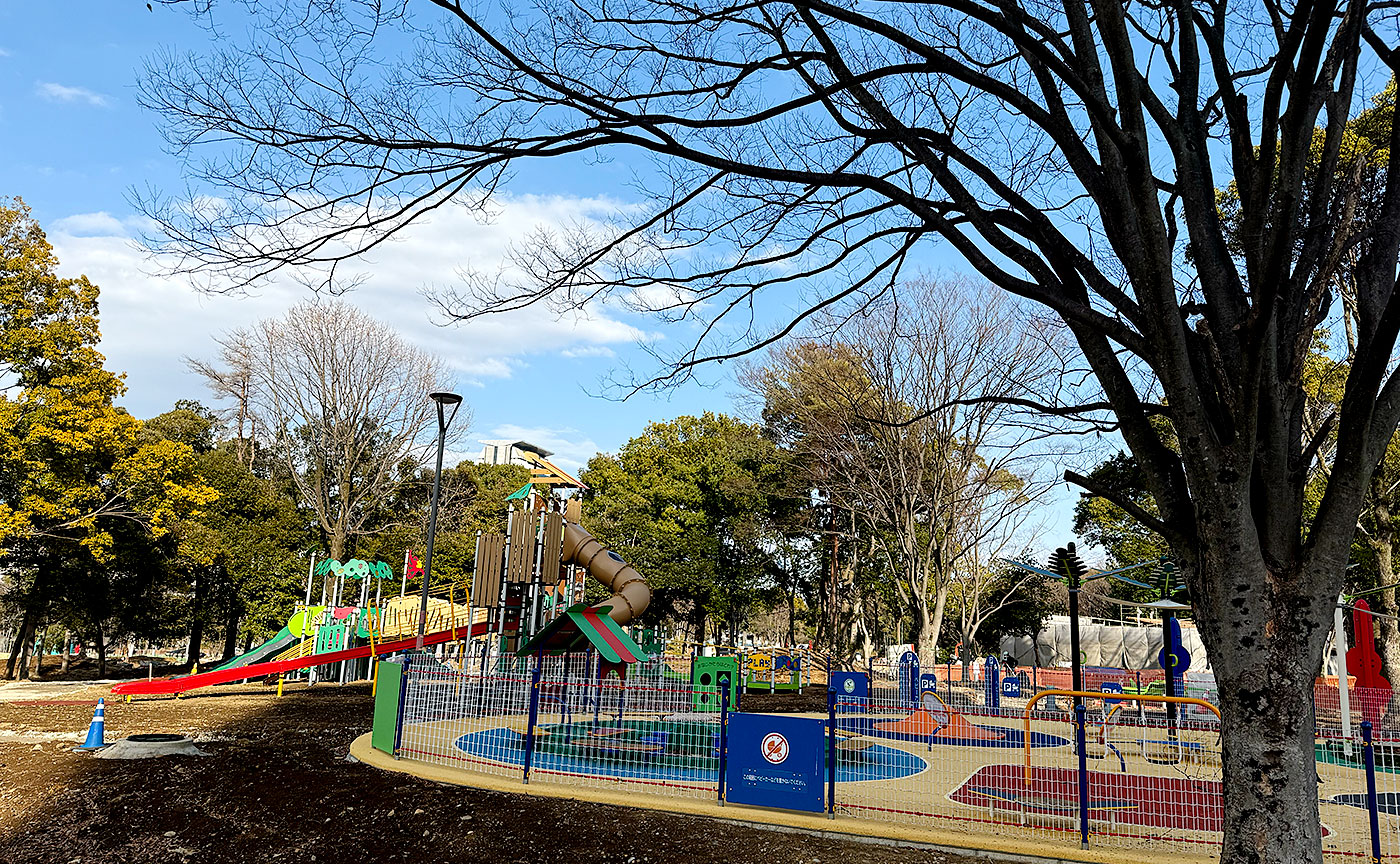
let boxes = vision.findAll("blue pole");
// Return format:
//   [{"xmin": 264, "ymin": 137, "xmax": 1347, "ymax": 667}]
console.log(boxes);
[
  {"xmin": 718, "ymin": 672, "xmax": 730, "ymax": 804},
  {"xmin": 1364, "ymin": 720, "xmax": 1382, "ymax": 864},
  {"xmin": 1075, "ymin": 703, "xmax": 1090, "ymax": 849},
  {"xmin": 523, "ymin": 661, "xmax": 542, "ymax": 784},
  {"xmin": 827, "ymin": 687, "xmax": 837, "ymax": 818}
]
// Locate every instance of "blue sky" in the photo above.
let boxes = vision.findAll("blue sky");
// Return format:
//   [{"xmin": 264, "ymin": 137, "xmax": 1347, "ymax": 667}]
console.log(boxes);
[{"xmin": 0, "ymin": 1, "xmax": 1090, "ymax": 552}]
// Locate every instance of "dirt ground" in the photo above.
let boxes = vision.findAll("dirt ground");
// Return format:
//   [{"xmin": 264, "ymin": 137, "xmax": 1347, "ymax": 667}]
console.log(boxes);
[{"xmin": 0, "ymin": 681, "xmax": 977, "ymax": 864}]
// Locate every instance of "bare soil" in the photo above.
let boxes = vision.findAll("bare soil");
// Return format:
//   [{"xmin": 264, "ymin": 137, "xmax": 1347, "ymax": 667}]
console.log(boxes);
[{"xmin": 0, "ymin": 681, "xmax": 979, "ymax": 864}]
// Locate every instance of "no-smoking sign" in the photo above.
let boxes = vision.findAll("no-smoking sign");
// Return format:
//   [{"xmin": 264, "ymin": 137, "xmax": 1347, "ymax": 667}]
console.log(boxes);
[{"xmin": 761, "ymin": 732, "xmax": 790, "ymax": 764}]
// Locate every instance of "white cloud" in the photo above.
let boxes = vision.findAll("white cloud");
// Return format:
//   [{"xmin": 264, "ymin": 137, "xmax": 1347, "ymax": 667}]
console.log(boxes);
[
  {"xmin": 0, "ymin": 48, "xmax": 11, "ymax": 58},
  {"xmin": 560, "ymin": 345, "xmax": 616, "ymax": 359},
  {"xmin": 35, "ymin": 82, "xmax": 113, "ymax": 108},
  {"xmin": 485, "ymin": 424, "xmax": 604, "ymax": 475},
  {"xmin": 45, "ymin": 196, "xmax": 655, "ymax": 419}
]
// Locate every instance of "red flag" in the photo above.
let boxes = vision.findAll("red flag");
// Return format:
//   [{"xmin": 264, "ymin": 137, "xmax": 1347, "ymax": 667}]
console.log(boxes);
[{"xmin": 407, "ymin": 552, "xmax": 423, "ymax": 578}]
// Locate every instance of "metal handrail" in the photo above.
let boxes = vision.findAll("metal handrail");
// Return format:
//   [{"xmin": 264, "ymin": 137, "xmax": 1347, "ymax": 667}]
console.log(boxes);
[{"xmin": 1022, "ymin": 688, "xmax": 1221, "ymax": 782}]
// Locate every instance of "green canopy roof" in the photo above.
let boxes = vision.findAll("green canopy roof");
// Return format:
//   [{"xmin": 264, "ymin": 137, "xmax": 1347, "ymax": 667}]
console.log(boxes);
[
  {"xmin": 505, "ymin": 481, "xmax": 533, "ymax": 501},
  {"xmin": 515, "ymin": 604, "xmax": 651, "ymax": 664}
]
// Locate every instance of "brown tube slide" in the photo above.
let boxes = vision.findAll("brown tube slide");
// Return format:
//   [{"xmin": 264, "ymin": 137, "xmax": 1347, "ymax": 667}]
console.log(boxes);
[{"xmin": 560, "ymin": 521, "xmax": 651, "ymax": 624}]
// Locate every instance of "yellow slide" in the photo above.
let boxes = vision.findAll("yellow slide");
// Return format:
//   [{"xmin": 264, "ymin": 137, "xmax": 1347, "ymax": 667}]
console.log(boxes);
[{"xmin": 560, "ymin": 521, "xmax": 651, "ymax": 625}]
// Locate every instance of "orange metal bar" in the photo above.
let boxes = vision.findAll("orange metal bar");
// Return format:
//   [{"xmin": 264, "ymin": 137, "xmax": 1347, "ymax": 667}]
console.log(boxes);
[{"xmin": 1022, "ymin": 689, "xmax": 1221, "ymax": 783}]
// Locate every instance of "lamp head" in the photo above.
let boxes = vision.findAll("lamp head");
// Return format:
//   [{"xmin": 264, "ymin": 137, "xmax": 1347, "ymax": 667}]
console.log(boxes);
[{"xmin": 429, "ymin": 391, "xmax": 463, "ymax": 406}]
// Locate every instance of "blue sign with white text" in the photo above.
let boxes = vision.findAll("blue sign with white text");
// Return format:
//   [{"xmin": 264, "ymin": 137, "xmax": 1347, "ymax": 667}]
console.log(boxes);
[
  {"xmin": 1001, "ymin": 676, "xmax": 1022, "ymax": 698},
  {"xmin": 724, "ymin": 713, "xmax": 826, "ymax": 813}
]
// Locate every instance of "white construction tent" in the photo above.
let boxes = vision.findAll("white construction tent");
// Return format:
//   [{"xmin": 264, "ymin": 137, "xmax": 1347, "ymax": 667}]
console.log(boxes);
[{"xmin": 1000, "ymin": 614, "xmax": 1212, "ymax": 673}]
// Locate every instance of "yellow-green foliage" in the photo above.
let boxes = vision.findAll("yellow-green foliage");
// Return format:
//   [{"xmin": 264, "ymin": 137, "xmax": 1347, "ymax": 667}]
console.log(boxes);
[{"xmin": 0, "ymin": 198, "xmax": 215, "ymax": 562}]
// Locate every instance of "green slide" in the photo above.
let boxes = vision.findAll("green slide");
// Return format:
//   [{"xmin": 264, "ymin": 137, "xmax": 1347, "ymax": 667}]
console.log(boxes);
[{"xmin": 211, "ymin": 625, "xmax": 298, "ymax": 673}]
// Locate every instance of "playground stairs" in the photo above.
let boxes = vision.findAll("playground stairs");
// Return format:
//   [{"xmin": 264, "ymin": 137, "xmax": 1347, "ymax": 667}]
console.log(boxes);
[{"xmin": 273, "ymin": 637, "xmax": 317, "ymax": 663}]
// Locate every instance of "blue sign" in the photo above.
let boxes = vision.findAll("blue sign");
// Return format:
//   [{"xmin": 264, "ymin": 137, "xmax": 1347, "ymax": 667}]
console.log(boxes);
[
  {"xmin": 1100, "ymin": 681, "xmax": 1123, "ymax": 705},
  {"xmin": 898, "ymin": 651, "xmax": 920, "ymax": 706},
  {"xmin": 984, "ymin": 655, "xmax": 1001, "ymax": 708},
  {"xmin": 724, "ymin": 713, "xmax": 826, "ymax": 813},
  {"xmin": 919, "ymin": 672, "xmax": 940, "ymax": 700},
  {"xmin": 1001, "ymin": 676, "xmax": 1022, "ymax": 698},
  {"xmin": 829, "ymin": 672, "xmax": 868, "ymax": 711}
]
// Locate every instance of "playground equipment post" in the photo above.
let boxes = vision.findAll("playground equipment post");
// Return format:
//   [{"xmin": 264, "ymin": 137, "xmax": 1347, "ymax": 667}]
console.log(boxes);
[
  {"xmin": 717, "ymin": 673, "xmax": 730, "ymax": 805},
  {"xmin": 826, "ymin": 686, "xmax": 837, "ymax": 818},
  {"xmin": 1074, "ymin": 703, "xmax": 1089, "ymax": 849}
]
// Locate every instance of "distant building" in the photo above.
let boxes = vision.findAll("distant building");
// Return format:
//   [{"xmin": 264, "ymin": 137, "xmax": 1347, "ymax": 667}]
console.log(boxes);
[
  {"xmin": 479, "ymin": 439, "xmax": 552, "ymax": 467},
  {"xmin": 478, "ymin": 439, "xmax": 585, "ymax": 490}
]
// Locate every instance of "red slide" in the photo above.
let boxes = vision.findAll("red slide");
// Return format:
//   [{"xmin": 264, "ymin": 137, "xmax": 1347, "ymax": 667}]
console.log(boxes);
[{"xmin": 111, "ymin": 622, "xmax": 492, "ymax": 697}]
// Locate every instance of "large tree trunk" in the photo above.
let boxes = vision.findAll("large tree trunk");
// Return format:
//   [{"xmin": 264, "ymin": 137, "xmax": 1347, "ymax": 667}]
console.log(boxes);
[
  {"xmin": 222, "ymin": 604, "xmax": 241, "ymax": 662},
  {"xmin": 1366, "ymin": 475, "xmax": 1400, "ymax": 693},
  {"xmin": 6, "ymin": 602, "xmax": 36, "ymax": 680},
  {"xmin": 913, "ymin": 581, "xmax": 949, "ymax": 663},
  {"xmin": 60, "ymin": 630, "xmax": 71, "ymax": 675},
  {"xmin": 93, "ymin": 621, "xmax": 106, "ymax": 678},
  {"xmin": 1190, "ymin": 529, "xmax": 1339, "ymax": 864},
  {"xmin": 186, "ymin": 569, "xmax": 205, "ymax": 668}
]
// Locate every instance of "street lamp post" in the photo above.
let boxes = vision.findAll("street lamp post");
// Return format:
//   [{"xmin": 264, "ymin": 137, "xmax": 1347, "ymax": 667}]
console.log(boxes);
[{"xmin": 416, "ymin": 391, "xmax": 463, "ymax": 649}]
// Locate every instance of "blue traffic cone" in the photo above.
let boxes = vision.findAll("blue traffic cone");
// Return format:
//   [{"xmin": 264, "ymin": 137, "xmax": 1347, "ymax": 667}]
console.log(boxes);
[{"xmin": 76, "ymin": 698, "xmax": 107, "ymax": 750}]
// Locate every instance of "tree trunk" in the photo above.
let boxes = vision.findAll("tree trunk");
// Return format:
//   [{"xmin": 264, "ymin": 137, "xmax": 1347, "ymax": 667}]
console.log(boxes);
[
  {"xmin": 186, "ymin": 569, "xmax": 205, "ymax": 667},
  {"xmin": 1366, "ymin": 481, "xmax": 1400, "ymax": 693},
  {"xmin": 1191, "ymin": 538, "xmax": 1336, "ymax": 864},
  {"xmin": 222, "ymin": 605, "xmax": 241, "ymax": 662},
  {"xmin": 60, "ymin": 630, "xmax": 71, "ymax": 674},
  {"xmin": 6, "ymin": 603, "xmax": 36, "ymax": 680},
  {"xmin": 94, "ymin": 621, "xmax": 106, "ymax": 678},
  {"xmin": 913, "ymin": 582, "xmax": 949, "ymax": 663}
]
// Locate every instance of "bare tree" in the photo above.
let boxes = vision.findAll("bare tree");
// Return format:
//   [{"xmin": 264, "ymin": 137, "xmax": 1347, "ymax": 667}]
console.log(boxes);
[
  {"xmin": 144, "ymin": 2, "xmax": 1400, "ymax": 858},
  {"xmin": 195, "ymin": 301, "xmax": 461, "ymax": 560},
  {"xmin": 750, "ymin": 280, "xmax": 1059, "ymax": 660}
]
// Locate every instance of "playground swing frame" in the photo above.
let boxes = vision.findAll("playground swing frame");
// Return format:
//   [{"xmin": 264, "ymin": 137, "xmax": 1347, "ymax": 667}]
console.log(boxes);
[{"xmin": 1022, "ymin": 690, "xmax": 1221, "ymax": 783}]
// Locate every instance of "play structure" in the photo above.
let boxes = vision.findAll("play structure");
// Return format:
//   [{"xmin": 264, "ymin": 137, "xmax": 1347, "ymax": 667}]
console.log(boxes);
[{"xmin": 112, "ymin": 496, "xmax": 654, "ymax": 698}]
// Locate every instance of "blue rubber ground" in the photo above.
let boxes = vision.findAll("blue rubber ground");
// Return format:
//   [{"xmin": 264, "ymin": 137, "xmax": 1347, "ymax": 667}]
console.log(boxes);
[{"xmin": 454, "ymin": 726, "xmax": 930, "ymax": 783}]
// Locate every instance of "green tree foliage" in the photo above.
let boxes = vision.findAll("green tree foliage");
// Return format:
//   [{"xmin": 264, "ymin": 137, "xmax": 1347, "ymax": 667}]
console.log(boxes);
[
  {"xmin": 144, "ymin": 404, "xmax": 309, "ymax": 661},
  {"xmin": 0, "ymin": 199, "xmax": 216, "ymax": 677},
  {"xmin": 1071, "ymin": 452, "xmax": 1170, "ymax": 570},
  {"xmin": 579, "ymin": 413, "xmax": 789, "ymax": 643}
]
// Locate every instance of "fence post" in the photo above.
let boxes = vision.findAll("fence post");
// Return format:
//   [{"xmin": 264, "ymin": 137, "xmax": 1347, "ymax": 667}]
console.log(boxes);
[
  {"xmin": 522, "ymin": 661, "xmax": 542, "ymax": 784},
  {"xmin": 392, "ymin": 653, "xmax": 412, "ymax": 759},
  {"xmin": 1075, "ymin": 703, "xmax": 1090, "ymax": 850},
  {"xmin": 718, "ymin": 673, "xmax": 730, "ymax": 805},
  {"xmin": 1364, "ymin": 720, "xmax": 1382, "ymax": 864},
  {"xmin": 827, "ymin": 687, "xmax": 837, "ymax": 819}
]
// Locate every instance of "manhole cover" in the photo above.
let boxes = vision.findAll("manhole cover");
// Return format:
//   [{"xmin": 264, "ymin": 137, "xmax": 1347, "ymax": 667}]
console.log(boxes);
[{"xmin": 126, "ymin": 733, "xmax": 187, "ymax": 743}]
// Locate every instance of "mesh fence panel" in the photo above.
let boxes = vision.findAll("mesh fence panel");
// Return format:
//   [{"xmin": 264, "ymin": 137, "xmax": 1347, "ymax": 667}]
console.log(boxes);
[{"xmin": 394, "ymin": 655, "xmax": 1397, "ymax": 859}]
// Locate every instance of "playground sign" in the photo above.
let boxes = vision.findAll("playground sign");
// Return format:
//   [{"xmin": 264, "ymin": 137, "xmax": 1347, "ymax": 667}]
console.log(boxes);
[
  {"xmin": 725, "ymin": 713, "xmax": 826, "ymax": 813},
  {"xmin": 984, "ymin": 655, "xmax": 1001, "ymax": 708},
  {"xmin": 898, "ymin": 651, "xmax": 920, "ymax": 706},
  {"xmin": 829, "ymin": 671, "xmax": 869, "ymax": 711},
  {"xmin": 1100, "ymin": 681, "xmax": 1123, "ymax": 705},
  {"xmin": 1001, "ymin": 675, "xmax": 1022, "ymax": 698}
]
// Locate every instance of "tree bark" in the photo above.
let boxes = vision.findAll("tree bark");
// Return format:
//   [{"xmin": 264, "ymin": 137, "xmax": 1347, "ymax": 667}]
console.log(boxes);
[
  {"xmin": 93, "ymin": 621, "xmax": 106, "ymax": 678},
  {"xmin": 5, "ymin": 603, "xmax": 36, "ymax": 681},
  {"xmin": 1189, "ymin": 525, "xmax": 1339, "ymax": 864},
  {"xmin": 186, "ymin": 569, "xmax": 205, "ymax": 667},
  {"xmin": 222, "ymin": 604, "xmax": 241, "ymax": 662}
]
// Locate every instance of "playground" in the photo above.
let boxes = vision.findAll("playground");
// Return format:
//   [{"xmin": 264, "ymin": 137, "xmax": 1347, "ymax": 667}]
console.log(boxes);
[
  {"xmin": 0, "ymin": 683, "xmax": 961, "ymax": 864},
  {"xmin": 11, "ymin": 491, "xmax": 1399, "ymax": 864}
]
